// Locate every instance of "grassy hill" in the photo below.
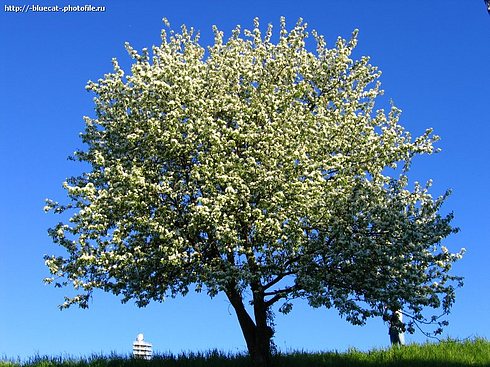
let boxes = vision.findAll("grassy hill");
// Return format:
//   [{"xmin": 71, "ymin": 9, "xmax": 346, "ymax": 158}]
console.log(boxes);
[{"xmin": 2, "ymin": 338, "xmax": 489, "ymax": 367}]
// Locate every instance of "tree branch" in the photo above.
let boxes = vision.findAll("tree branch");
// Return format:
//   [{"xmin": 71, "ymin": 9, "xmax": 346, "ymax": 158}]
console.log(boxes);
[
  {"xmin": 264, "ymin": 284, "xmax": 300, "ymax": 307},
  {"xmin": 263, "ymin": 270, "xmax": 295, "ymax": 291}
]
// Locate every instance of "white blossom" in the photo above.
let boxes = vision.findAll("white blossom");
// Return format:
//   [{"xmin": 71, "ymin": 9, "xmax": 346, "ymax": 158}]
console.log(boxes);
[{"xmin": 45, "ymin": 18, "xmax": 463, "ymax": 358}]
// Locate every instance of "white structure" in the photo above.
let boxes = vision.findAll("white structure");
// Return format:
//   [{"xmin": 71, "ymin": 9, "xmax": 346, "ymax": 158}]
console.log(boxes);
[
  {"xmin": 388, "ymin": 310, "xmax": 405, "ymax": 346},
  {"xmin": 133, "ymin": 333, "xmax": 153, "ymax": 359}
]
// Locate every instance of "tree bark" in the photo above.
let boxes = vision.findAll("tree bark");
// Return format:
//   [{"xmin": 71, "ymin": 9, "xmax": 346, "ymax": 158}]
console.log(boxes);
[
  {"xmin": 226, "ymin": 284, "xmax": 273, "ymax": 367},
  {"xmin": 251, "ymin": 285, "xmax": 272, "ymax": 367}
]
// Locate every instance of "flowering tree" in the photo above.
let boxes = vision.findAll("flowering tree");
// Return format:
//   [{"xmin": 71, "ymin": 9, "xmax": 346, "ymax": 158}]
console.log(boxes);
[{"xmin": 45, "ymin": 18, "xmax": 464, "ymax": 367}]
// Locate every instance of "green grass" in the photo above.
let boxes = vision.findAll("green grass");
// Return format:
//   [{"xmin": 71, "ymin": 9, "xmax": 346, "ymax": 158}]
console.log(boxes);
[{"xmin": 2, "ymin": 338, "xmax": 489, "ymax": 367}]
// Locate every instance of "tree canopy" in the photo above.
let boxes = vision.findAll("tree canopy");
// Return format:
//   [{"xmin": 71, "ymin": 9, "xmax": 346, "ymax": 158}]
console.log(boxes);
[{"xmin": 45, "ymin": 18, "xmax": 464, "ymax": 367}]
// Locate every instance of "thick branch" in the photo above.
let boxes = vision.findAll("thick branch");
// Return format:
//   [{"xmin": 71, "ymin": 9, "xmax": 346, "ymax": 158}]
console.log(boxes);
[
  {"xmin": 264, "ymin": 284, "xmax": 300, "ymax": 307},
  {"xmin": 263, "ymin": 270, "xmax": 295, "ymax": 291}
]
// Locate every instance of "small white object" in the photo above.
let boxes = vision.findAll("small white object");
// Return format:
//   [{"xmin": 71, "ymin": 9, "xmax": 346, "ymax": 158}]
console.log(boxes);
[
  {"xmin": 388, "ymin": 310, "xmax": 405, "ymax": 346},
  {"xmin": 133, "ymin": 333, "xmax": 153, "ymax": 359}
]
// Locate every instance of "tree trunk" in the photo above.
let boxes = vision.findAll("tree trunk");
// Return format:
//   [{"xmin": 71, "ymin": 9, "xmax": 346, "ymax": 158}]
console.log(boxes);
[{"xmin": 226, "ymin": 285, "xmax": 273, "ymax": 367}]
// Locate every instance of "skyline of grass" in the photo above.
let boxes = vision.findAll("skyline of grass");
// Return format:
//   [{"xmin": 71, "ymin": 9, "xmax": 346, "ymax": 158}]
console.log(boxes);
[{"xmin": 2, "ymin": 338, "xmax": 488, "ymax": 367}]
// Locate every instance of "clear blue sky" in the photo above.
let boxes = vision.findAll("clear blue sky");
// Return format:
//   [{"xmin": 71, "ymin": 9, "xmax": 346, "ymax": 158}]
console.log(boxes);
[{"xmin": 1, "ymin": 0, "xmax": 489, "ymax": 359}]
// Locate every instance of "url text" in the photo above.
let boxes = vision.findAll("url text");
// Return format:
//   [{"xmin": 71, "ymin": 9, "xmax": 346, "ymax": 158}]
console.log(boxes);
[{"xmin": 4, "ymin": 4, "xmax": 106, "ymax": 13}]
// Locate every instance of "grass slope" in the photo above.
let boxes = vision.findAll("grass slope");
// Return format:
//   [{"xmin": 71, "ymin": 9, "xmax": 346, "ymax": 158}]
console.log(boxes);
[{"xmin": 2, "ymin": 338, "xmax": 489, "ymax": 367}]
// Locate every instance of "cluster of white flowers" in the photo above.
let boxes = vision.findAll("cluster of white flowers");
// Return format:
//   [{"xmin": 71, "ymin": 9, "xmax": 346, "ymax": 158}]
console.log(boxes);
[{"xmin": 45, "ymin": 18, "xmax": 463, "ymax": 339}]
